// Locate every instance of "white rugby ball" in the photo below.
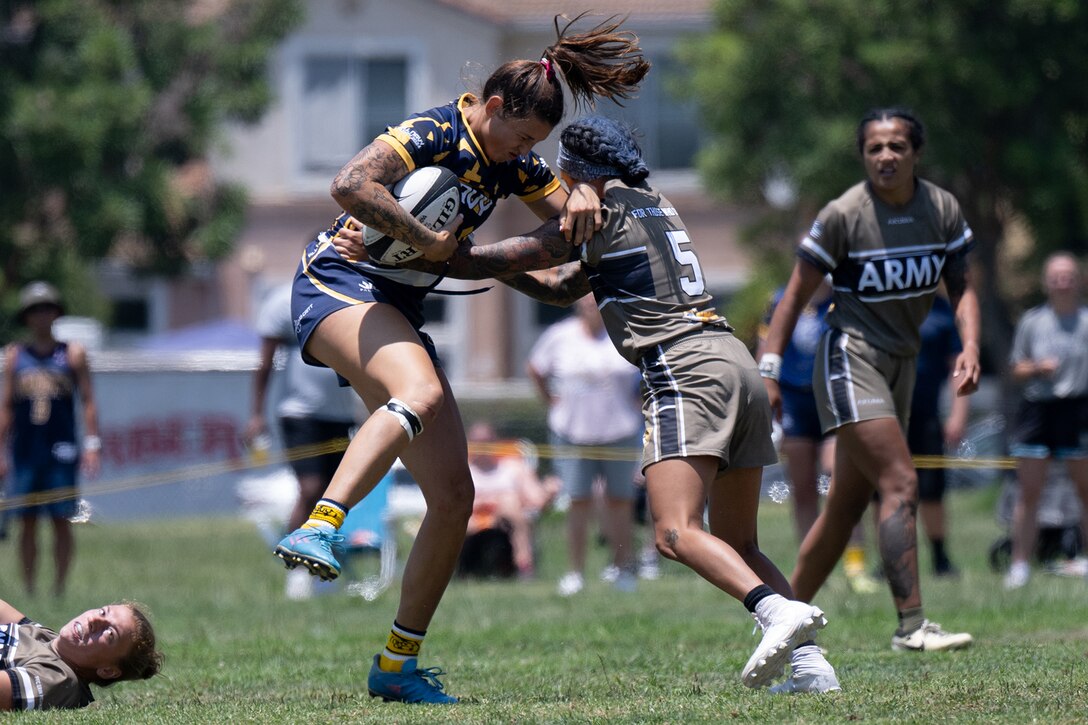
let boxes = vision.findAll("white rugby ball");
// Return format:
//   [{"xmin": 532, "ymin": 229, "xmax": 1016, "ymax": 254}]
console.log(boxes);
[{"xmin": 363, "ymin": 166, "xmax": 461, "ymax": 265}]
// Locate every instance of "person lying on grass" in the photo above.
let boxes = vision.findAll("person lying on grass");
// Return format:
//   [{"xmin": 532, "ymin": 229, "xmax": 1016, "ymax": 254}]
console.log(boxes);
[{"xmin": 1, "ymin": 596, "xmax": 163, "ymax": 711}]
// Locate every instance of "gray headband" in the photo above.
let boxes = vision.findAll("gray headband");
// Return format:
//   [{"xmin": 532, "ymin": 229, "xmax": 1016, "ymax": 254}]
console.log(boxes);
[{"xmin": 557, "ymin": 143, "xmax": 622, "ymax": 181}]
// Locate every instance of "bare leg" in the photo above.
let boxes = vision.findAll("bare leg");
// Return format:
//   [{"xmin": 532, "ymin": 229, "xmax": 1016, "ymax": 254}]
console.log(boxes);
[
  {"xmin": 394, "ymin": 371, "xmax": 473, "ymax": 632},
  {"xmin": 647, "ymin": 456, "xmax": 764, "ymax": 601},
  {"xmin": 708, "ymin": 466, "xmax": 794, "ymax": 597},
  {"xmin": 305, "ymin": 303, "xmax": 448, "ymax": 510},
  {"xmin": 782, "ymin": 437, "xmax": 820, "ymax": 541},
  {"xmin": 1010, "ymin": 457, "xmax": 1049, "ymax": 566},
  {"xmin": 288, "ymin": 472, "xmax": 329, "ymax": 532},
  {"xmin": 603, "ymin": 496, "xmax": 635, "ymax": 570},
  {"xmin": 565, "ymin": 498, "xmax": 591, "ymax": 573},
  {"xmin": 19, "ymin": 514, "xmax": 38, "ymax": 594},
  {"xmin": 1065, "ymin": 457, "xmax": 1088, "ymax": 554},
  {"xmin": 52, "ymin": 516, "xmax": 74, "ymax": 597},
  {"xmin": 791, "ymin": 446, "xmax": 874, "ymax": 601},
  {"xmin": 841, "ymin": 419, "xmax": 922, "ymax": 611},
  {"xmin": 299, "ymin": 302, "xmax": 471, "ymax": 633}
]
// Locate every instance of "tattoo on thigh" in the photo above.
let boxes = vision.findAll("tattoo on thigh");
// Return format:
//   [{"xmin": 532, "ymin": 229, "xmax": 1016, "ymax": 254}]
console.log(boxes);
[
  {"xmin": 878, "ymin": 500, "xmax": 918, "ymax": 601},
  {"xmin": 665, "ymin": 528, "xmax": 679, "ymax": 548}
]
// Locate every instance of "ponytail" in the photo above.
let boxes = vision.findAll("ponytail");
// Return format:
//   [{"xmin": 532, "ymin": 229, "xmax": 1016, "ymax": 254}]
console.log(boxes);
[{"xmin": 481, "ymin": 13, "xmax": 650, "ymax": 128}]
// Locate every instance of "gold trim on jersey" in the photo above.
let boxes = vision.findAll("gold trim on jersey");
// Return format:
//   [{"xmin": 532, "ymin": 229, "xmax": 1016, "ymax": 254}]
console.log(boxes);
[
  {"xmin": 375, "ymin": 135, "xmax": 416, "ymax": 173},
  {"xmin": 457, "ymin": 93, "xmax": 492, "ymax": 165},
  {"xmin": 519, "ymin": 175, "xmax": 562, "ymax": 203},
  {"xmin": 300, "ymin": 239, "xmax": 368, "ymax": 305}
]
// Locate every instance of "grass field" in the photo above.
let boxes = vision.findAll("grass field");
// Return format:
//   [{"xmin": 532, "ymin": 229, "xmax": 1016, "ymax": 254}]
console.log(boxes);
[{"xmin": 3, "ymin": 484, "xmax": 1087, "ymax": 723}]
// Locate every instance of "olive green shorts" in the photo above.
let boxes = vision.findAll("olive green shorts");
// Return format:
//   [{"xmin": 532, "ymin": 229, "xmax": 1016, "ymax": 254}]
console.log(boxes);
[
  {"xmin": 813, "ymin": 329, "xmax": 915, "ymax": 433},
  {"xmin": 639, "ymin": 331, "xmax": 778, "ymax": 472}
]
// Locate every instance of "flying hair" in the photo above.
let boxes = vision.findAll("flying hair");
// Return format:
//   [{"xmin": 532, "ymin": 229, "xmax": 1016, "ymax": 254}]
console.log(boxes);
[{"xmin": 481, "ymin": 13, "xmax": 650, "ymax": 127}]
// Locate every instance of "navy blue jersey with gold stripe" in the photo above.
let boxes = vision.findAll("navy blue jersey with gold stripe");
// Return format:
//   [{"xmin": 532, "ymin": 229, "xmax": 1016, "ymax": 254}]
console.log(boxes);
[
  {"xmin": 320, "ymin": 93, "xmax": 561, "ymax": 289},
  {"xmin": 374, "ymin": 93, "xmax": 560, "ymax": 240}
]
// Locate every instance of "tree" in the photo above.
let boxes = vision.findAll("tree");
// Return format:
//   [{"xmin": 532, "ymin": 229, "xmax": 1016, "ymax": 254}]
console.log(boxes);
[
  {"xmin": 0, "ymin": 0, "xmax": 303, "ymax": 339},
  {"xmin": 681, "ymin": 0, "xmax": 1088, "ymax": 367}
]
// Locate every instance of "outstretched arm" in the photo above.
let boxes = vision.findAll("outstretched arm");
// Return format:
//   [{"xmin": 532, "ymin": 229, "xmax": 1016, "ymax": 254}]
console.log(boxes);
[
  {"xmin": 442, "ymin": 218, "xmax": 576, "ymax": 280},
  {"xmin": 500, "ymin": 264, "xmax": 592, "ymax": 307},
  {"xmin": 330, "ymin": 216, "xmax": 577, "ymax": 281}
]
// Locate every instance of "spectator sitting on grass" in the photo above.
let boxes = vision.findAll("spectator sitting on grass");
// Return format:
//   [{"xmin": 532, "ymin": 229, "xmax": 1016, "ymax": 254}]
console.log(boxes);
[{"xmin": 1, "ymin": 596, "xmax": 163, "ymax": 711}]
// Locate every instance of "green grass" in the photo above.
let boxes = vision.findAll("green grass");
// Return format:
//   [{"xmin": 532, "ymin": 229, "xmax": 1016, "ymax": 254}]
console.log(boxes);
[{"xmin": 3, "ymin": 485, "xmax": 1088, "ymax": 723}]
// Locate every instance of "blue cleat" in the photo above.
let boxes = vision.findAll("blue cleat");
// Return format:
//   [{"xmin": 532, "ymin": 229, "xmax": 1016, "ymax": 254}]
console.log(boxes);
[
  {"xmin": 273, "ymin": 526, "xmax": 345, "ymax": 581},
  {"xmin": 367, "ymin": 654, "xmax": 458, "ymax": 704}
]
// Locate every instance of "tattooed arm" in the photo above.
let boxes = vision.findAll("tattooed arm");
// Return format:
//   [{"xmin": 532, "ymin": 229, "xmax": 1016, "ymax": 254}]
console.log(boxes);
[
  {"xmin": 393, "ymin": 217, "xmax": 577, "ymax": 280},
  {"xmin": 942, "ymin": 252, "xmax": 981, "ymax": 396},
  {"xmin": 500, "ymin": 264, "xmax": 592, "ymax": 307},
  {"xmin": 332, "ymin": 211, "xmax": 587, "ymax": 305},
  {"xmin": 330, "ymin": 142, "xmax": 457, "ymax": 262}
]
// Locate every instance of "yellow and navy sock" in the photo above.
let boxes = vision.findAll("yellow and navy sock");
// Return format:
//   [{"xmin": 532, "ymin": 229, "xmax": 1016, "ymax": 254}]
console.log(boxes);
[
  {"xmin": 303, "ymin": 498, "xmax": 347, "ymax": 531},
  {"xmin": 379, "ymin": 621, "xmax": 426, "ymax": 672},
  {"xmin": 844, "ymin": 544, "xmax": 867, "ymax": 577}
]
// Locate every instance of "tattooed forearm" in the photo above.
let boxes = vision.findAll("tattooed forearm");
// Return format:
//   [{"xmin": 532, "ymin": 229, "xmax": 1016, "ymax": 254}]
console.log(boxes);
[
  {"xmin": 501, "ymin": 263, "xmax": 591, "ymax": 306},
  {"xmin": 877, "ymin": 498, "xmax": 918, "ymax": 602},
  {"xmin": 437, "ymin": 218, "xmax": 574, "ymax": 280},
  {"xmin": 330, "ymin": 143, "xmax": 439, "ymax": 250}
]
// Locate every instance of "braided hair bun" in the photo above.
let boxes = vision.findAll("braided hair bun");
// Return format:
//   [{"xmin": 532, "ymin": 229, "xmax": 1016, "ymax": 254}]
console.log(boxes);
[{"xmin": 559, "ymin": 116, "xmax": 649, "ymax": 185}]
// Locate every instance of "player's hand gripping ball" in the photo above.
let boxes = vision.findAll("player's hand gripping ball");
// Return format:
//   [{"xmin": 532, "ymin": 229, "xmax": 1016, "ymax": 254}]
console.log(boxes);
[{"xmin": 363, "ymin": 166, "xmax": 461, "ymax": 265}]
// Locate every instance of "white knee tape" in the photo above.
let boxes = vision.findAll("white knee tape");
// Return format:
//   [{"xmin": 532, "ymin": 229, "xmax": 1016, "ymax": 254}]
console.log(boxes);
[{"xmin": 382, "ymin": 398, "xmax": 424, "ymax": 441}]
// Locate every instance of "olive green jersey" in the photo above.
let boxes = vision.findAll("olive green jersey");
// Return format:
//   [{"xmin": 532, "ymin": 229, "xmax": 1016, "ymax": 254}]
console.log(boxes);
[
  {"xmin": 580, "ymin": 179, "xmax": 729, "ymax": 364},
  {"xmin": 1, "ymin": 619, "xmax": 93, "ymax": 710},
  {"xmin": 797, "ymin": 178, "xmax": 974, "ymax": 357}
]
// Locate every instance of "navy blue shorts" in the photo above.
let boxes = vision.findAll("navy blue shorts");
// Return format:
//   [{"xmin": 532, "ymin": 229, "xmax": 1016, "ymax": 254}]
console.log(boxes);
[
  {"xmin": 291, "ymin": 234, "xmax": 441, "ymax": 373},
  {"xmin": 780, "ymin": 383, "xmax": 826, "ymax": 441},
  {"xmin": 281, "ymin": 417, "xmax": 352, "ymax": 479},
  {"xmin": 10, "ymin": 462, "xmax": 78, "ymax": 519},
  {"xmin": 907, "ymin": 411, "xmax": 946, "ymax": 502}
]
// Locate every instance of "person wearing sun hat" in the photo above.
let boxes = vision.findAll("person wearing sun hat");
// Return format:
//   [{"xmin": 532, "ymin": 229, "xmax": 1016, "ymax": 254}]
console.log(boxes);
[{"xmin": 1, "ymin": 281, "xmax": 100, "ymax": 597}]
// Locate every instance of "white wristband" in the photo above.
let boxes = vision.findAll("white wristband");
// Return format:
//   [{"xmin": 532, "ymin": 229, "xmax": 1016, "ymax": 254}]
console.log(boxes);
[
  {"xmin": 83, "ymin": 435, "xmax": 102, "ymax": 453},
  {"xmin": 758, "ymin": 353, "xmax": 783, "ymax": 382}
]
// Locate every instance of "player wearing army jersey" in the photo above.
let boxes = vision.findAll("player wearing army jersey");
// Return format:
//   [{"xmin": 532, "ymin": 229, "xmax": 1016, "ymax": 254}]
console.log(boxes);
[
  {"xmin": 372, "ymin": 116, "xmax": 839, "ymax": 694},
  {"xmin": 761, "ymin": 108, "xmax": 981, "ymax": 653},
  {"xmin": 1, "ymin": 596, "xmax": 162, "ymax": 711}
]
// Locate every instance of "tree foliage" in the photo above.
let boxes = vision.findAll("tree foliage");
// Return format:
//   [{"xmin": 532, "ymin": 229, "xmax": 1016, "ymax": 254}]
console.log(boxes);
[
  {"xmin": 0, "ymin": 0, "xmax": 302, "ymax": 336},
  {"xmin": 681, "ymin": 0, "xmax": 1088, "ymax": 362}
]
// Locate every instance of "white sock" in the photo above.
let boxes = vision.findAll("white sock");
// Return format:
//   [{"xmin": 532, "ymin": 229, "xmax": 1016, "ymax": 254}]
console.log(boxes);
[
  {"xmin": 790, "ymin": 644, "xmax": 823, "ymax": 671},
  {"xmin": 753, "ymin": 593, "xmax": 790, "ymax": 627}
]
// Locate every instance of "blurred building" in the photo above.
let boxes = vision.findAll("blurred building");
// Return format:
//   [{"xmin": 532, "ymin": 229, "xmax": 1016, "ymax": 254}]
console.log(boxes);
[{"xmin": 112, "ymin": 0, "xmax": 756, "ymax": 385}]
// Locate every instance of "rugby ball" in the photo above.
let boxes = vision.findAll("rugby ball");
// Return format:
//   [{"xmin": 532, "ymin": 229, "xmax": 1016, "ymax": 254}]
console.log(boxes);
[{"xmin": 363, "ymin": 166, "xmax": 461, "ymax": 265}]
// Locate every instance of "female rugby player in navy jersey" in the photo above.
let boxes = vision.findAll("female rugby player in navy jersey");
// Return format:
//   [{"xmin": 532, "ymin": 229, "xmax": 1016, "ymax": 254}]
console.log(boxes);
[
  {"xmin": 351, "ymin": 116, "xmax": 841, "ymax": 694},
  {"xmin": 274, "ymin": 15, "xmax": 649, "ymax": 704}
]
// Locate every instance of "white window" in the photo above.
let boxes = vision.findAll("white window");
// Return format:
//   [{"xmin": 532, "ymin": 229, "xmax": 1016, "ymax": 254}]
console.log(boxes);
[{"xmin": 299, "ymin": 56, "xmax": 407, "ymax": 175}]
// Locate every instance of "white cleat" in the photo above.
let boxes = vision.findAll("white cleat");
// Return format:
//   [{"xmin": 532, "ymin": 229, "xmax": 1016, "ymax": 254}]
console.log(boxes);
[
  {"xmin": 891, "ymin": 620, "xmax": 973, "ymax": 651},
  {"xmin": 742, "ymin": 601, "xmax": 827, "ymax": 688},
  {"xmin": 557, "ymin": 571, "xmax": 584, "ymax": 597},
  {"xmin": 769, "ymin": 645, "xmax": 841, "ymax": 694}
]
